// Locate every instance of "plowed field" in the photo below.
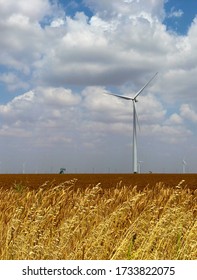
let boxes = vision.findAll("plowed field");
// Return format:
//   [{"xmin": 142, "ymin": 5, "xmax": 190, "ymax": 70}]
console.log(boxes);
[{"xmin": 0, "ymin": 173, "xmax": 197, "ymax": 190}]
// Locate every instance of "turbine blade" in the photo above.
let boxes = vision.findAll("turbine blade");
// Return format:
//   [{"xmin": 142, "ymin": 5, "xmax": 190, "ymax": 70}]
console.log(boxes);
[
  {"xmin": 133, "ymin": 72, "xmax": 158, "ymax": 100},
  {"xmin": 105, "ymin": 92, "xmax": 132, "ymax": 100},
  {"xmin": 182, "ymin": 159, "xmax": 187, "ymax": 165}
]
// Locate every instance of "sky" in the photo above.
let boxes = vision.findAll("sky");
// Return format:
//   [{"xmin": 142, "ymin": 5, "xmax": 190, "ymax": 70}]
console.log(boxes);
[{"xmin": 0, "ymin": 0, "xmax": 197, "ymax": 174}]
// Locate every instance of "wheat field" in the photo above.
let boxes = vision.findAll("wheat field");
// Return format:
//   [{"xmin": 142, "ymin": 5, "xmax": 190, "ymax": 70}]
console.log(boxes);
[{"xmin": 0, "ymin": 178, "xmax": 196, "ymax": 260}]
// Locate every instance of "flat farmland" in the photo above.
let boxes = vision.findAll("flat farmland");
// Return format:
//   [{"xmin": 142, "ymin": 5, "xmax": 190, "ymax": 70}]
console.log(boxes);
[
  {"xmin": 0, "ymin": 173, "xmax": 197, "ymax": 190},
  {"xmin": 0, "ymin": 173, "xmax": 196, "ymax": 260}
]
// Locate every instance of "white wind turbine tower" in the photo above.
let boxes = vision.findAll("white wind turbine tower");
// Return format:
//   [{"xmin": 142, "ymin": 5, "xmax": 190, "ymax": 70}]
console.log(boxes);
[{"xmin": 105, "ymin": 72, "xmax": 158, "ymax": 173}]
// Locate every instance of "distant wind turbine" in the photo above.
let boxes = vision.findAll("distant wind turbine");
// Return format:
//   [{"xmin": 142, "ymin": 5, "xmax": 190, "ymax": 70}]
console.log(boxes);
[
  {"xmin": 22, "ymin": 162, "xmax": 26, "ymax": 174},
  {"xmin": 104, "ymin": 72, "xmax": 158, "ymax": 173},
  {"xmin": 138, "ymin": 160, "xmax": 143, "ymax": 174},
  {"xmin": 182, "ymin": 159, "xmax": 187, "ymax": 174}
]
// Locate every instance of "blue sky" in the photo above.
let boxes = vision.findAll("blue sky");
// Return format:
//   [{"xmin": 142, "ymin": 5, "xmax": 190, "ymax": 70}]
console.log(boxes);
[
  {"xmin": 164, "ymin": 0, "xmax": 197, "ymax": 34},
  {"xmin": 0, "ymin": 0, "xmax": 197, "ymax": 173}
]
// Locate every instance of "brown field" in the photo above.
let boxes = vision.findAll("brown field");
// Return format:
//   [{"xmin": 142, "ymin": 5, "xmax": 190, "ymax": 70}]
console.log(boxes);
[
  {"xmin": 0, "ymin": 173, "xmax": 197, "ymax": 260},
  {"xmin": 0, "ymin": 173, "xmax": 197, "ymax": 190}
]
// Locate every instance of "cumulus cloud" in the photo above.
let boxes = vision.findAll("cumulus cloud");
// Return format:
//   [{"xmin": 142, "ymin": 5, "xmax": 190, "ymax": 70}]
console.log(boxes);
[
  {"xmin": 180, "ymin": 104, "xmax": 197, "ymax": 123},
  {"xmin": 0, "ymin": 0, "xmax": 52, "ymax": 21},
  {"xmin": 82, "ymin": 86, "xmax": 131, "ymax": 123},
  {"xmin": 0, "ymin": 87, "xmax": 81, "ymax": 147},
  {"xmin": 165, "ymin": 113, "xmax": 183, "ymax": 125},
  {"xmin": 0, "ymin": 0, "xmax": 61, "ymax": 75},
  {"xmin": 0, "ymin": 72, "xmax": 29, "ymax": 91},
  {"xmin": 148, "ymin": 123, "xmax": 192, "ymax": 143},
  {"xmin": 84, "ymin": 0, "xmax": 165, "ymax": 20},
  {"xmin": 0, "ymin": 0, "xmax": 188, "ymax": 90},
  {"xmin": 32, "ymin": 8, "xmax": 167, "ymax": 87}
]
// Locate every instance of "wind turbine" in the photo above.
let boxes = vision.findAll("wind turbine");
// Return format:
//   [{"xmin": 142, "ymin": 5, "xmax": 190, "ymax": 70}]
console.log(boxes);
[
  {"xmin": 105, "ymin": 72, "xmax": 158, "ymax": 173},
  {"xmin": 182, "ymin": 159, "xmax": 187, "ymax": 174},
  {"xmin": 138, "ymin": 160, "xmax": 143, "ymax": 174},
  {"xmin": 22, "ymin": 162, "xmax": 26, "ymax": 174}
]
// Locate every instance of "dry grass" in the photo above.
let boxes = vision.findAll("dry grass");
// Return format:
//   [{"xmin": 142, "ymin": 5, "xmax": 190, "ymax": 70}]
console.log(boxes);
[{"xmin": 0, "ymin": 179, "xmax": 196, "ymax": 260}]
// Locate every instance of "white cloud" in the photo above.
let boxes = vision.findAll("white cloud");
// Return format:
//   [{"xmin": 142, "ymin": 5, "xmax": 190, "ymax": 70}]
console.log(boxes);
[
  {"xmin": 167, "ymin": 8, "xmax": 184, "ymax": 18},
  {"xmin": 0, "ymin": 0, "xmax": 181, "ymax": 89},
  {"xmin": 32, "ymin": 9, "xmax": 168, "ymax": 87},
  {"xmin": 50, "ymin": 18, "xmax": 65, "ymax": 27},
  {"xmin": 40, "ymin": 87, "xmax": 81, "ymax": 107},
  {"xmin": 82, "ymin": 86, "xmax": 131, "ymax": 121},
  {"xmin": 0, "ymin": 0, "xmax": 61, "ymax": 75},
  {"xmin": 84, "ymin": 0, "xmax": 165, "ymax": 20},
  {"xmin": 0, "ymin": 72, "xmax": 29, "ymax": 91},
  {"xmin": 180, "ymin": 104, "xmax": 197, "ymax": 123},
  {"xmin": 137, "ymin": 94, "xmax": 166, "ymax": 123},
  {"xmin": 0, "ymin": 87, "xmax": 81, "ymax": 144},
  {"xmin": 165, "ymin": 113, "xmax": 183, "ymax": 125},
  {"xmin": 143, "ymin": 123, "xmax": 192, "ymax": 144},
  {"xmin": 0, "ymin": 0, "xmax": 52, "ymax": 21}
]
